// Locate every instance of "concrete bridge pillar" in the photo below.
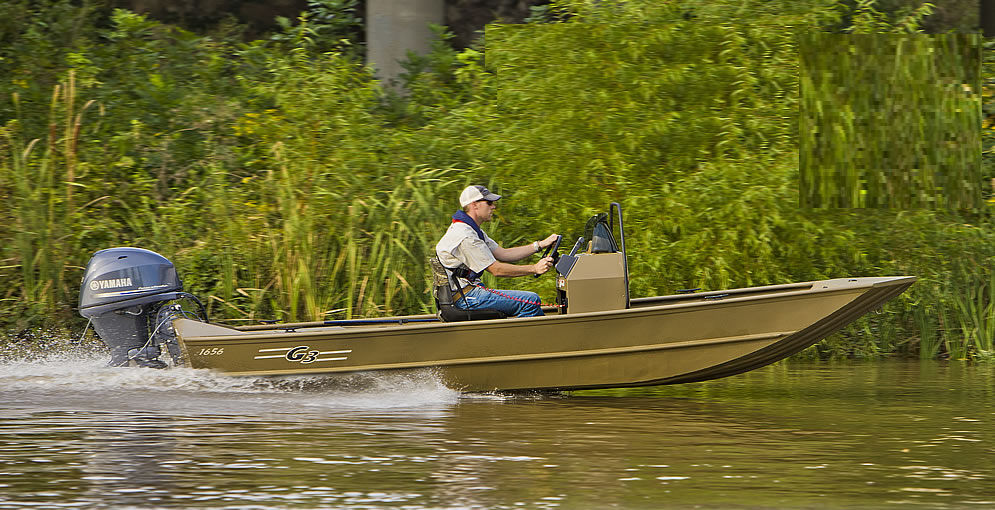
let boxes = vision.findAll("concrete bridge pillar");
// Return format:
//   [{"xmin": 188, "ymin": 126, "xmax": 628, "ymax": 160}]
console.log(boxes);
[{"xmin": 366, "ymin": 0, "xmax": 445, "ymax": 87}]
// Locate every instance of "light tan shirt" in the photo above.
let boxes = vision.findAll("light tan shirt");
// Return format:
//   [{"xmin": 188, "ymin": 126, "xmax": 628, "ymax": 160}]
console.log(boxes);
[{"xmin": 435, "ymin": 222, "xmax": 500, "ymax": 291}]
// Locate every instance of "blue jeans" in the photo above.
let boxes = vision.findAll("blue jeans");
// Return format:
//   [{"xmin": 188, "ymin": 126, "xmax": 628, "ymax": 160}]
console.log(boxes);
[{"xmin": 453, "ymin": 286, "xmax": 545, "ymax": 318}]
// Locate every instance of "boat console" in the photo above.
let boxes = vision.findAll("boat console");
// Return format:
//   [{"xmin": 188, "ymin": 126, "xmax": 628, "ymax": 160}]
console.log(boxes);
[{"xmin": 554, "ymin": 202, "xmax": 631, "ymax": 314}]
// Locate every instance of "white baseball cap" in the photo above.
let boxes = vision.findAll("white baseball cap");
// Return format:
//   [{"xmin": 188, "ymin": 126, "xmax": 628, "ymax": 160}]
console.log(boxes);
[{"xmin": 459, "ymin": 185, "xmax": 502, "ymax": 207}]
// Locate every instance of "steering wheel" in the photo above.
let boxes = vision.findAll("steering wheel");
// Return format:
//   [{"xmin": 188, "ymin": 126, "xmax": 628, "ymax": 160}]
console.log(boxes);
[{"xmin": 534, "ymin": 235, "xmax": 562, "ymax": 278}]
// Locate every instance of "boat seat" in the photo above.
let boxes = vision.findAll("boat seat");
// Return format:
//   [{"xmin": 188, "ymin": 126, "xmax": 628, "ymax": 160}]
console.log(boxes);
[
  {"xmin": 437, "ymin": 302, "xmax": 508, "ymax": 322},
  {"xmin": 430, "ymin": 257, "xmax": 508, "ymax": 322}
]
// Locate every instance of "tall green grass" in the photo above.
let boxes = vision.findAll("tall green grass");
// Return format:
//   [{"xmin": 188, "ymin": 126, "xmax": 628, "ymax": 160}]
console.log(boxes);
[
  {"xmin": 2, "ymin": 72, "xmax": 103, "ymax": 323},
  {"xmin": 208, "ymin": 156, "xmax": 460, "ymax": 322},
  {"xmin": 947, "ymin": 260, "xmax": 995, "ymax": 359},
  {"xmin": 1, "ymin": 0, "xmax": 993, "ymax": 362},
  {"xmin": 0, "ymin": 65, "xmax": 466, "ymax": 326},
  {"xmin": 799, "ymin": 33, "xmax": 982, "ymax": 210}
]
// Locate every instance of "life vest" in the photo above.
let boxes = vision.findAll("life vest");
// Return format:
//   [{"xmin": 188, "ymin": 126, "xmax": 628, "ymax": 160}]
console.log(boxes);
[{"xmin": 446, "ymin": 210, "xmax": 486, "ymax": 282}]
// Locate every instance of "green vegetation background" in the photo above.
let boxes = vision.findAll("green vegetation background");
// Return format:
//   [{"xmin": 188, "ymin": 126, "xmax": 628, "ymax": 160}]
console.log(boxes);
[
  {"xmin": 800, "ymin": 33, "xmax": 982, "ymax": 209},
  {"xmin": 1, "ymin": 0, "xmax": 993, "ymax": 359}
]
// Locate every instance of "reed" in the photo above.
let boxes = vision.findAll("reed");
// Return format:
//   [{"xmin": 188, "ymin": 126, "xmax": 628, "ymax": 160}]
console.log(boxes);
[
  {"xmin": 946, "ymin": 259, "xmax": 995, "ymax": 359},
  {"xmin": 913, "ymin": 294, "xmax": 942, "ymax": 360},
  {"xmin": 191, "ymin": 134, "xmax": 461, "ymax": 323},
  {"xmin": 1, "ymin": 0, "xmax": 992, "ymax": 366},
  {"xmin": 1, "ymin": 72, "xmax": 100, "ymax": 325},
  {"xmin": 800, "ymin": 33, "xmax": 982, "ymax": 210}
]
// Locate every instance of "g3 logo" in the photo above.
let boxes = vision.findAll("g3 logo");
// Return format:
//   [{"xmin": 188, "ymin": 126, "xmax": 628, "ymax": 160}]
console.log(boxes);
[{"xmin": 286, "ymin": 345, "xmax": 319, "ymax": 364}]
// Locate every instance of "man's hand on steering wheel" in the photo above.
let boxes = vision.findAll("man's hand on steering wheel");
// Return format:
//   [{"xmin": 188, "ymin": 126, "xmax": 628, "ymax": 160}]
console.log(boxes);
[
  {"xmin": 534, "ymin": 234, "xmax": 562, "ymax": 277},
  {"xmin": 538, "ymin": 234, "xmax": 559, "ymax": 250},
  {"xmin": 534, "ymin": 256, "xmax": 554, "ymax": 275}
]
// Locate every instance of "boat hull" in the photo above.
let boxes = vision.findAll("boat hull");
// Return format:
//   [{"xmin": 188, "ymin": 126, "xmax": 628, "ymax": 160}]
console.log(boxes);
[{"xmin": 173, "ymin": 276, "xmax": 915, "ymax": 392}]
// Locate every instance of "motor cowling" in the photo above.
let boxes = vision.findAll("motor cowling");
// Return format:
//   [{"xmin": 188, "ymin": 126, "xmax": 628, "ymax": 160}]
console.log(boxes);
[{"xmin": 79, "ymin": 247, "xmax": 185, "ymax": 367}]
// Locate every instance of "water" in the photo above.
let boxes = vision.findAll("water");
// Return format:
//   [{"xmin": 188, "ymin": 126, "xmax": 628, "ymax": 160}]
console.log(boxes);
[{"xmin": 1, "ymin": 346, "xmax": 993, "ymax": 509}]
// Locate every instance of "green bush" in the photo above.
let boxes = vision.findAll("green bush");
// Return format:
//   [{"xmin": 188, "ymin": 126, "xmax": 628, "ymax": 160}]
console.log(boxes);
[
  {"xmin": 800, "ymin": 33, "xmax": 982, "ymax": 209},
  {"xmin": 1, "ymin": 0, "xmax": 992, "ymax": 360}
]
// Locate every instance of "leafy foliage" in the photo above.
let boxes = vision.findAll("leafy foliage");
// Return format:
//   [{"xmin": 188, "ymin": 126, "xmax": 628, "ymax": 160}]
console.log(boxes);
[
  {"xmin": 1, "ymin": 0, "xmax": 993, "ymax": 360},
  {"xmin": 799, "ymin": 33, "xmax": 982, "ymax": 209}
]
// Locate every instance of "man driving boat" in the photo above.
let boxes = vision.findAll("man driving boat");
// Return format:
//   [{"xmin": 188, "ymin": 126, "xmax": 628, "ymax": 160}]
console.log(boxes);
[{"xmin": 436, "ymin": 185, "xmax": 558, "ymax": 318}]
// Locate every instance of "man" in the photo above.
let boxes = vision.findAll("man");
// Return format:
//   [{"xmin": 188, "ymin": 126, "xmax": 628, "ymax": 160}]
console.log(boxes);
[{"xmin": 435, "ymin": 185, "xmax": 559, "ymax": 318}]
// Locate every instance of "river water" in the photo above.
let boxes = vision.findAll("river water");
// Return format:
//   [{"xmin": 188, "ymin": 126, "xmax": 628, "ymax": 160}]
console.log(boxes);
[{"xmin": 1, "ymin": 346, "xmax": 993, "ymax": 509}]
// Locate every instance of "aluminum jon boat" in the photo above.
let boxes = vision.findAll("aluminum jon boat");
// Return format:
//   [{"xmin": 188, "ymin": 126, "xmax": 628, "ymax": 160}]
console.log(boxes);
[{"xmin": 78, "ymin": 203, "xmax": 915, "ymax": 392}]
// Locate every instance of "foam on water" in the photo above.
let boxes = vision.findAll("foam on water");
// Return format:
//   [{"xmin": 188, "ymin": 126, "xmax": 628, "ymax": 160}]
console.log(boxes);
[{"xmin": 0, "ymin": 338, "xmax": 461, "ymax": 410}]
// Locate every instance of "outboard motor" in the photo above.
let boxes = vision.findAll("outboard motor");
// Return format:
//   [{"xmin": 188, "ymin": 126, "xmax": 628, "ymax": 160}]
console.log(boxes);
[{"xmin": 78, "ymin": 247, "xmax": 202, "ymax": 368}]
